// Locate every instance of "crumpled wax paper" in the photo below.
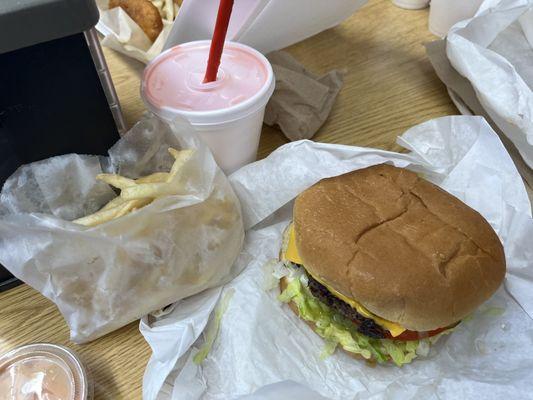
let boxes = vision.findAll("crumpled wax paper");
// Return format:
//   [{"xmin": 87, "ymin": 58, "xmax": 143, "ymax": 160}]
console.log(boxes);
[
  {"xmin": 264, "ymin": 51, "xmax": 344, "ymax": 141},
  {"xmin": 95, "ymin": 0, "xmax": 175, "ymax": 63},
  {"xmin": 425, "ymin": 39, "xmax": 533, "ymax": 193},
  {"xmin": 140, "ymin": 115, "xmax": 533, "ymax": 400},
  {"xmin": 0, "ymin": 115, "xmax": 244, "ymax": 343},
  {"xmin": 446, "ymin": 0, "xmax": 533, "ymax": 168}
]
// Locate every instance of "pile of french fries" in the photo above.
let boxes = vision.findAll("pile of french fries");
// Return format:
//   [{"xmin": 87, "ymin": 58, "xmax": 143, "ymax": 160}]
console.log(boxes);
[{"xmin": 74, "ymin": 148, "xmax": 194, "ymax": 227}]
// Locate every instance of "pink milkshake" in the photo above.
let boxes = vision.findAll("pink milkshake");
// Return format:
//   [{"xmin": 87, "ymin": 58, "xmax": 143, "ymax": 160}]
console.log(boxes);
[{"xmin": 141, "ymin": 41, "xmax": 275, "ymax": 174}]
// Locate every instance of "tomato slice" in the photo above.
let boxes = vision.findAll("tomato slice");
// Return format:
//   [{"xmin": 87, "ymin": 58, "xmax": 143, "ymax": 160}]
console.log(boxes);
[{"xmin": 385, "ymin": 325, "xmax": 455, "ymax": 341}]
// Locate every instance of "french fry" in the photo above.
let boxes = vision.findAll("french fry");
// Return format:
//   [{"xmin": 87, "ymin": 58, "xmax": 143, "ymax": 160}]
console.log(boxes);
[
  {"xmin": 120, "ymin": 182, "xmax": 177, "ymax": 200},
  {"xmin": 121, "ymin": 149, "xmax": 194, "ymax": 199},
  {"xmin": 100, "ymin": 195, "xmax": 127, "ymax": 211},
  {"xmin": 167, "ymin": 148, "xmax": 195, "ymax": 180},
  {"xmin": 74, "ymin": 147, "xmax": 194, "ymax": 225},
  {"xmin": 167, "ymin": 147, "xmax": 181, "ymax": 159},
  {"xmin": 97, "ymin": 174, "xmax": 136, "ymax": 190},
  {"xmin": 73, "ymin": 204, "xmax": 124, "ymax": 227},
  {"xmin": 73, "ymin": 198, "xmax": 152, "ymax": 227},
  {"xmin": 113, "ymin": 198, "xmax": 153, "ymax": 218},
  {"xmin": 135, "ymin": 172, "xmax": 170, "ymax": 184}
]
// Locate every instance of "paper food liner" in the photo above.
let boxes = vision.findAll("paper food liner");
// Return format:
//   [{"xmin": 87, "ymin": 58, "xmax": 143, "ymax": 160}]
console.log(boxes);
[
  {"xmin": 0, "ymin": 115, "xmax": 244, "ymax": 343},
  {"xmin": 141, "ymin": 116, "xmax": 533, "ymax": 400},
  {"xmin": 446, "ymin": 0, "xmax": 533, "ymax": 167},
  {"xmin": 96, "ymin": 0, "xmax": 175, "ymax": 63}
]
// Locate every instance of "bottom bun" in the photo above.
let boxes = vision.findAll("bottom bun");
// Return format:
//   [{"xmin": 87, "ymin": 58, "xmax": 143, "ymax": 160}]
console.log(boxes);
[{"xmin": 280, "ymin": 276, "xmax": 377, "ymax": 365}]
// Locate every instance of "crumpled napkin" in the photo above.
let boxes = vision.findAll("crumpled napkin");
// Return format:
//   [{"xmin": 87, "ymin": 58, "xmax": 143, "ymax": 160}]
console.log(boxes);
[{"xmin": 264, "ymin": 51, "xmax": 344, "ymax": 141}]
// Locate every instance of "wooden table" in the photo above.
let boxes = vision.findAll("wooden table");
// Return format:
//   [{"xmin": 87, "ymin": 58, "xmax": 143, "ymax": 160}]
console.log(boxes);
[{"xmin": 0, "ymin": 1, "xmax": 457, "ymax": 398}]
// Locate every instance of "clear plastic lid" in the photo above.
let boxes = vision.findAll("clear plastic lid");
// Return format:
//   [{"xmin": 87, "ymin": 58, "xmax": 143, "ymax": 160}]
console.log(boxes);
[{"xmin": 0, "ymin": 343, "xmax": 92, "ymax": 400}]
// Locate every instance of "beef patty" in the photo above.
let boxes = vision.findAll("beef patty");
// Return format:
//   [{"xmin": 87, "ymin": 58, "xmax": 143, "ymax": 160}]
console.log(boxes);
[{"xmin": 307, "ymin": 275, "xmax": 386, "ymax": 339}]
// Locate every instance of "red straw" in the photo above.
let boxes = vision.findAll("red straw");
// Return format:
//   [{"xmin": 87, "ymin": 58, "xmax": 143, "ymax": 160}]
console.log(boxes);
[{"xmin": 203, "ymin": 0, "xmax": 235, "ymax": 83}]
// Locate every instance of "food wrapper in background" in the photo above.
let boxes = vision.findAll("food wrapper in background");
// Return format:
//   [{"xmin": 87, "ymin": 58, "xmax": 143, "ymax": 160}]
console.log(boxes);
[
  {"xmin": 95, "ymin": 0, "xmax": 176, "ymax": 63},
  {"xmin": 0, "ymin": 115, "xmax": 244, "ymax": 343},
  {"xmin": 141, "ymin": 116, "xmax": 533, "ymax": 400},
  {"xmin": 164, "ymin": 0, "xmax": 367, "ymax": 55},
  {"xmin": 425, "ymin": 40, "xmax": 533, "ymax": 195},
  {"xmin": 442, "ymin": 0, "xmax": 533, "ymax": 168}
]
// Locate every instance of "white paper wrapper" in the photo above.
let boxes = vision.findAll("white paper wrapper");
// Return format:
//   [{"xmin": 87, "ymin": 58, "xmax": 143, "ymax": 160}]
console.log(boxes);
[
  {"xmin": 0, "ymin": 116, "xmax": 244, "ymax": 343},
  {"xmin": 446, "ymin": 0, "xmax": 533, "ymax": 167},
  {"xmin": 165, "ymin": 0, "xmax": 367, "ymax": 54},
  {"xmin": 141, "ymin": 116, "xmax": 533, "ymax": 400},
  {"xmin": 96, "ymin": 0, "xmax": 175, "ymax": 63}
]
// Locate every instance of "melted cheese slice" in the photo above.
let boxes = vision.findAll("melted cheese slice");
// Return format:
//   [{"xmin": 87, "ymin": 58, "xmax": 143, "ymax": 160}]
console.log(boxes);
[
  {"xmin": 284, "ymin": 224, "xmax": 303, "ymax": 264},
  {"xmin": 283, "ymin": 224, "xmax": 406, "ymax": 337}
]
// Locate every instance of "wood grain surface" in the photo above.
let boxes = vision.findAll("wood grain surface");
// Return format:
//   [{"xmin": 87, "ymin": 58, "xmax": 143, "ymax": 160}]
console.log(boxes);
[{"xmin": 0, "ymin": 1, "xmax": 458, "ymax": 398}]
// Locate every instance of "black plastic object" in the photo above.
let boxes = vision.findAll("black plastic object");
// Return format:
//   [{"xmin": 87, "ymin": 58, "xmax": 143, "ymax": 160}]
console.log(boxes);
[
  {"xmin": 0, "ymin": 4, "xmax": 123, "ymax": 292},
  {"xmin": 0, "ymin": 32, "xmax": 121, "ymax": 182},
  {"xmin": 0, "ymin": 0, "xmax": 99, "ymax": 54}
]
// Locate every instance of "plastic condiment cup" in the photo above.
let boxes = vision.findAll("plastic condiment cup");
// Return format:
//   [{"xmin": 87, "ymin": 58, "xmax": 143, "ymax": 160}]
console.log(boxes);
[
  {"xmin": 392, "ymin": 0, "xmax": 429, "ymax": 10},
  {"xmin": 141, "ymin": 40, "xmax": 275, "ymax": 174},
  {"xmin": 0, "ymin": 343, "xmax": 92, "ymax": 400},
  {"xmin": 429, "ymin": 0, "xmax": 484, "ymax": 37}
]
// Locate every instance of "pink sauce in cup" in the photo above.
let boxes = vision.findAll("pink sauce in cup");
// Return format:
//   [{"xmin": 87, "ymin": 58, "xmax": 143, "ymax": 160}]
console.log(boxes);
[{"xmin": 0, "ymin": 344, "xmax": 91, "ymax": 400}]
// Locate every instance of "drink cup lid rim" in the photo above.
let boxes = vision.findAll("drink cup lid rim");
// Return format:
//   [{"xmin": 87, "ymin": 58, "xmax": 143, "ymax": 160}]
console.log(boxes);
[{"xmin": 141, "ymin": 40, "xmax": 275, "ymax": 124}]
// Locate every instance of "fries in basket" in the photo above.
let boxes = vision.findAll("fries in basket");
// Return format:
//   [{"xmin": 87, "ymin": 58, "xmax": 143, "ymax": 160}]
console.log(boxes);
[{"xmin": 74, "ymin": 148, "xmax": 194, "ymax": 227}]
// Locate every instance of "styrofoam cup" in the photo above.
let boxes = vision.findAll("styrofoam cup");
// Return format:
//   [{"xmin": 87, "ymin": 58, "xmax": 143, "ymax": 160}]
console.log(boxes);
[
  {"xmin": 141, "ymin": 40, "xmax": 275, "ymax": 174},
  {"xmin": 429, "ymin": 0, "xmax": 484, "ymax": 37},
  {"xmin": 392, "ymin": 0, "xmax": 429, "ymax": 10}
]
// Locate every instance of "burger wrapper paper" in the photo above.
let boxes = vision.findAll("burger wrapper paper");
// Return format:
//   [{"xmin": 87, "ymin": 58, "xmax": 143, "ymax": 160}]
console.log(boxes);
[
  {"xmin": 141, "ymin": 116, "xmax": 533, "ymax": 400},
  {"xmin": 0, "ymin": 115, "xmax": 244, "ymax": 343}
]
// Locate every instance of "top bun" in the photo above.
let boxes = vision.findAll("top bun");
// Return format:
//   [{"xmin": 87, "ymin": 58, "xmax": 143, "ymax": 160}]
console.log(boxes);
[{"xmin": 293, "ymin": 164, "xmax": 505, "ymax": 331}]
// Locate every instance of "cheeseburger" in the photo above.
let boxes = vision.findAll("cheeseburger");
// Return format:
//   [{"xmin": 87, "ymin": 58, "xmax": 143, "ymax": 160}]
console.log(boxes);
[{"xmin": 278, "ymin": 164, "xmax": 505, "ymax": 366}]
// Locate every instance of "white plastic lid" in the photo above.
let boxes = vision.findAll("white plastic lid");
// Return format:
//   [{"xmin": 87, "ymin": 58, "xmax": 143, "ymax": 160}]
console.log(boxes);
[{"xmin": 141, "ymin": 40, "xmax": 274, "ymax": 125}]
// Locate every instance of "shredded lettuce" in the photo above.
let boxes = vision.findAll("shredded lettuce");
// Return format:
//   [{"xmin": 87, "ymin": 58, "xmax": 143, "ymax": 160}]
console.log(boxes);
[
  {"xmin": 483, "ymin": 306, "xmax": 505, "ymax": 317},
  {"xmin": 278, "ymin": 276, "xmax": 448, "ymax": 366},
  {"xmin": 320, "ymin": 340, "xmax": 338, "ymax": 360},
  {"xmin": 193, "ymin": 289, "xmax": 235, "ymax": 364}
]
